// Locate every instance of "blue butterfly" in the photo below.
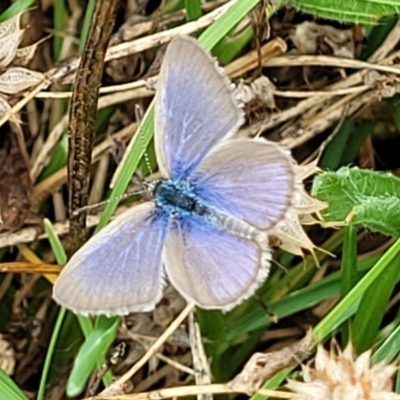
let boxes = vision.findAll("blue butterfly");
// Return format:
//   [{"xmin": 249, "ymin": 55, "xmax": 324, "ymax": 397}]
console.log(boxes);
[{"xmin": 53, "ymin": 36, "xmax": 296, "ymax": 315}]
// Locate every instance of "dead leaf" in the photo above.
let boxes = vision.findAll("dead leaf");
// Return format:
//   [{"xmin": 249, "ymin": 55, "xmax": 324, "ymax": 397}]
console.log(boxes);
[
  {"xmin": 0, "ymin": 125, "xmax": 32, "ymax": 230},
  {"xmin": 291, "ymin": 21, "xmax": 355, "ymax": 58},
  {"xmin": 228, "ymin": 331, "xmax": 313, "ymax": 394}
]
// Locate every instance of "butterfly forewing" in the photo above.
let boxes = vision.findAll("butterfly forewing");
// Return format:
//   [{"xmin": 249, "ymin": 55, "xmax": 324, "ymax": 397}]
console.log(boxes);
[
  {"xmin": 154, "ymin": 36, "xmax": 243, "ymax": 181},
  {"xmin": 164, "ymin": 216, "xmax": 270, "ymax": 310},
  {"xmin": 191, "ymin": 139, "xmax": 296, "ymax": 231},
  {"xmin": 53, "ymin": 202, "xmax": 167, "ymax": 315}
]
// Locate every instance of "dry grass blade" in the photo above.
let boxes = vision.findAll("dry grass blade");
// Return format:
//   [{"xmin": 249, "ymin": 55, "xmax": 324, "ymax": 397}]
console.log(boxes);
[
  {"xmin": 189, "ymin": 312, "xmax": 212, "ymax": 400},
  {"xmin": 100, "ymin": 303, "xmax": 195, "ymax": 397},
  {"xmin": 229, "ymin": 331, "xmax": 313, "ymax": 394},
  {"xmin": 0, "ymin": 262, "xmax": 61, "ymax": 274},
  {"xmin": 85, "ymin": 383, "xmax": 293, "ymax": 400}
]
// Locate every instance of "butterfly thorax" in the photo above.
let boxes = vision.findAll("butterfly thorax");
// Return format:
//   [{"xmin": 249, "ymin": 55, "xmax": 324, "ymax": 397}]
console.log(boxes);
[{"xmin": 155, "ymin": 180, "xmax": 207, "ymax": 218}]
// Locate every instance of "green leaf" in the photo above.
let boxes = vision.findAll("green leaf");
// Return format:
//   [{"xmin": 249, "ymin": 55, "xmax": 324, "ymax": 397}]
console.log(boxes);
[
  {"xmin": 0, "ymin": 368, "xmax": 28, "ymax": 400},
  {"xmin": 67, "ymin": 316, "xmax": 120, "ymax": 397},
  {"xmin": 0, "ymin": 0, "xmax": 35, "ymax": 21},
  {"xmin": 312, "ymin": 166, "xmax": 400, "ymax": 237},
  {"xmin": 286, "ymin": 0, "xmax": 400, "ymax": 24}
]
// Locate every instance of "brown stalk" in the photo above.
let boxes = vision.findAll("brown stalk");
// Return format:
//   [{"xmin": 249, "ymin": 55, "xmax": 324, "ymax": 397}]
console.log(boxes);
[{"xmin": 67, "ymin": 0, "xmax": 120, "ymax": 254}]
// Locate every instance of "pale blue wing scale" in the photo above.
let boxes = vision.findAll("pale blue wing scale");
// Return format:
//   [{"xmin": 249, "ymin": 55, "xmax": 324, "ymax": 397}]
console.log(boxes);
[
  {"xmin": 154, "ymin": 36, "xmax": 243, "ymax": 181},
  {"xmin": 53, "ymin": 202, "xmax": 168, "ymax": 316},
  {"xmin": 191, "ymin": 139, "xmax": 296, "ymax": 230},
  {"xmin": 163, "ymin": 216, "xmax": 270, "ymax": 310}
]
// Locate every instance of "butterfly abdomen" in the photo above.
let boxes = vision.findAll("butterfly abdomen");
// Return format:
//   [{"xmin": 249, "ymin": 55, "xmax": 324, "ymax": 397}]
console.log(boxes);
[{"xmin": 155, "ymin": 179, "xmax": 265, "ymax": 245}]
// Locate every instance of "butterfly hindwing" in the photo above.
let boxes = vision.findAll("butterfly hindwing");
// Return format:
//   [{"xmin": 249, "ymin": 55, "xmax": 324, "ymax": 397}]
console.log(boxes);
[
  {"xmin": 191, "ymin": 139, "xmax": 296, "ymax": 231},
  {"xmin": 164, "ymin": 215, "xmax": 270, "ymax": 311}
]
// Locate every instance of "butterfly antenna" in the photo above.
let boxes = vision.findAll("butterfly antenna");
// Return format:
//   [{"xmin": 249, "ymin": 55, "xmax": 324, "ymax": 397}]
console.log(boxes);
[
  {"xmin": 72, "ymin": 189, "xmax": 147, "ymax": 216},
  {"xmin": 135, "ymin": 104, "xmax": 153, "ymax": 177}
]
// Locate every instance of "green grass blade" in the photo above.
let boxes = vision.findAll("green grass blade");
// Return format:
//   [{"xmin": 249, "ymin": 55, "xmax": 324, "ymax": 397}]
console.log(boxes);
[
  {"xmin": 37, "ymin": 219, "xmax": 69, "ymax": 400},
  {"xmin": 314, "ymin": 237, "xmax": 400, "ymax": 341},
  {"xmin": 185, "ymin": 0, "xmax": 202, "ymax": 21},
  {"xmin": 44, "ymin": 218, "xmax": 67, "ymax": 265},
  {"xmin": 340, "ymin": 225, "xmax": 358, "ymax": 345},
  {"xmin": 212, "ymin": 25, "xmax": 254, "ymax": 65},
  {"xmin": 373, "ymin": 322, "xmax": 400, "ymax": 364},
  {"xmin": 199, "ymin": 0, "xmax": 259, "ymax": 49},
  {"xmin": 53, "ymin": 0, "xmax": 66, "ymax": 60},
  {"xmin": 0, "ymin": 0, "xmax": 35, "ymax": 21},
  {"xmin": 341, "ymin": 226, "xmax": 358, "ymax": 298},
  {"xmin": 0, "ymin": 368, "xmax": 28, "ymax": 400},
  {"xmin": 45, "ymin": 220, "xmax": 115, "ymax": 393},
  {"xmin": 320, "ymin": 120, "xmax": 354, "ymax": 170},
  {"xmin": 66, "ymin": 316, "xmax": 120, "ymax": 396},
  {"xmin": 37, "ymin": 308, "xmax": 67, "ymax": 400},
  {"xmin": 352, "ymin": 252, "xmax": 400, "ymax": 353},
  {"xmin": 79, "ymin": 0, "xmax": 96, "ymax": 51}
]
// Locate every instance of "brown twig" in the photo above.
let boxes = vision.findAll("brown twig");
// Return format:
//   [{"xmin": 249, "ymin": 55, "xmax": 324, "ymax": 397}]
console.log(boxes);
[{"xmin": 67, "ymin": 0, "xmax": 119, "ymax": 254}]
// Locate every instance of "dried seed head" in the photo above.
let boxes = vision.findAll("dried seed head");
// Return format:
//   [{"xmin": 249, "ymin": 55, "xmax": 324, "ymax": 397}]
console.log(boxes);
[
  {"xmin": 287, "ymin": 344, "xmax": 400, "ymax": 400},
  {"xmin": 0, "ymin": 30, "xmax": 24, "ymax": 68},
  {"xmin": 0, "ymin": 334, "xmax": 15, "ymax": 375},
  {"xmin": 0, "ymin": 12, "xmax": 44, "ymax": 96},
  {"xmin": 0, "ymin": 67, "xmax": 44, "ymax": 94},
  {"xmin": 0, "ymin": 12, "xmax": 23, "ymax": 39},
  {"xmin": 268, "ymin": 160, "xmax": 327, "ymax": 258}
]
